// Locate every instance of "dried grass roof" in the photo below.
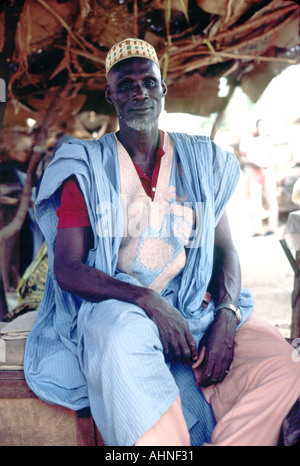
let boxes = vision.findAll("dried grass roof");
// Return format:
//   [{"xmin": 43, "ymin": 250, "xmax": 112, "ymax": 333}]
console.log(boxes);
[{"xmin": 0, "ymin": 0, "xmax": 299, "ymax": 158}]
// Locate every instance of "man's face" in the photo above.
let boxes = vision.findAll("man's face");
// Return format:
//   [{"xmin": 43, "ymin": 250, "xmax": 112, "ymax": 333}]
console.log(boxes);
[{"xmin": 105, "ymin": 58, "xmax": 167, "ymax": 131}]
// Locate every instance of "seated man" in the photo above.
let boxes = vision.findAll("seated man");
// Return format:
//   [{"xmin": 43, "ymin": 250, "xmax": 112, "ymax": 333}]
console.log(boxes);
[{"xmin": 24, "ymin": 38, "xmax": 300, "ymax": 446}]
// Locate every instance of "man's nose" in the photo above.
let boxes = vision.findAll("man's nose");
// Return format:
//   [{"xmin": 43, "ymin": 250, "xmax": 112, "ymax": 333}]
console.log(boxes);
[{"xmin": 132, "ymin": 84, "xmax": 148, "ymax": 101}]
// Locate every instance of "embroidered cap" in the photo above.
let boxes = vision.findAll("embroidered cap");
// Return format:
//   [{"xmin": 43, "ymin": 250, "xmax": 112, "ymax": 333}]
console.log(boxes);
[{"xmin": 105, "ymin": 38, "xmax": 160, "ymax": 75}]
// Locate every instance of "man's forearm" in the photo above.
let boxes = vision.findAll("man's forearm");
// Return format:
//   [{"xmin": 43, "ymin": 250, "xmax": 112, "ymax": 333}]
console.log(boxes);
[
  {"xmin": 54, "ymin": 258, "xmax": 144, "ymax": 305},
  {"xmin": 207, "ymin": 242, "xmax": 241, "ymax": 329},
  {"xmin": 212, "ymin": 244, "xmax": 241, "ymax": 308},
  {"xmin": 209, "ymin": 211, "xmax": 241, "ymax": 311}
]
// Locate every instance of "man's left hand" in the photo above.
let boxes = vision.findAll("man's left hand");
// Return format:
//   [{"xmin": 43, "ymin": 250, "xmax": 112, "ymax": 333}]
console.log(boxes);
[{"xmin": 192, "ymin": 308, "xmax": 238, "ymax": 387}]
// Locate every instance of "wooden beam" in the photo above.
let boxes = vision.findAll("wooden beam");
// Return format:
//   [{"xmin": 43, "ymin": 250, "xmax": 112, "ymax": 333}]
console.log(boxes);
[{"xmin": 210, "ymin": 81, "xmax": 237, "ymax": 141}]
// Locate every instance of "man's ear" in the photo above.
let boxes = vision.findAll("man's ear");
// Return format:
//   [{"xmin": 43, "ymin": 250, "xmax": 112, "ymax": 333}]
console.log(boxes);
[
  {"xmin": 161, "ymin": 79, "xmax": 168, "ymax": 97},
  {"xmin": 105, "ymin": 85, "xmax": 114, "ymax": 105}
]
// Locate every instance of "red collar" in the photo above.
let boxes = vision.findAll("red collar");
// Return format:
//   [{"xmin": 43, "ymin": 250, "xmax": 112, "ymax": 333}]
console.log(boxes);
[{"xmin": 132, "ymin": 130, "xmax": 165, "ymax": 200}]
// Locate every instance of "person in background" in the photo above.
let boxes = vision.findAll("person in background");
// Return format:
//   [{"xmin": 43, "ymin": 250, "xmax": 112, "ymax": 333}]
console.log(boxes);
[{"xmin": 240, "ymin": 119, "xmax": 279, "ymax": 236}]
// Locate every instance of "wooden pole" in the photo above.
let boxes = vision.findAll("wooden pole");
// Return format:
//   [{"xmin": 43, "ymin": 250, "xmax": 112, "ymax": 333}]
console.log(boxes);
[
  {"xmin": 0, "ymin": 0, "xmax": 27, "ymax": 129},
  {"xmin": 0, "ymin": 268, "xmax": 8, "ymax": 321},
  {"xmin": 210, "ymin": 81, "xmax": 237, "ymax": 141},
  {"xmin": 0, "ymin": 85, "xmax": 63, "ymax": 244}
]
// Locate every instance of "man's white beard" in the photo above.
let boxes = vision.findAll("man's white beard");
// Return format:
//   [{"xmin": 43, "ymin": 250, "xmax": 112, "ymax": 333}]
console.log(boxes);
[
  {"xmin": 126, "ymin": 118, "xmax": 157, "ymax": 131},
  {"xmin": 117, "ymin": 110, "xmax": 158, "ymax": 131}
]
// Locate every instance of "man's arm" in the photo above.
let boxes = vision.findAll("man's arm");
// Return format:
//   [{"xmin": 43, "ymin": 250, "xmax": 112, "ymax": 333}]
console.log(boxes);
[
  {"xmin": 193, "ymin": 211, "xmax": 241, "ymax": 387},
  {"xmin": 208, "ymin": 210, "xmax": 241, "ymax": 307},
  {"xmin": 54, "ymin": 226, "xmax": 198, "ymax": 364}
]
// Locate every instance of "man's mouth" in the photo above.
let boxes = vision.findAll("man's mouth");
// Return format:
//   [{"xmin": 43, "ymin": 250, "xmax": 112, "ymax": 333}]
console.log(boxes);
[{"xmin": 129, "ymin": 106, "xmax": 153, "ymax": 115}]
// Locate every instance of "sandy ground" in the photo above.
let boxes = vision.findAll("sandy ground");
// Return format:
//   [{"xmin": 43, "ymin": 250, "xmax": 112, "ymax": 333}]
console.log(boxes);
[{"xmin": 227, "ymin": 175, "xmax": 295, "ymax": 338}]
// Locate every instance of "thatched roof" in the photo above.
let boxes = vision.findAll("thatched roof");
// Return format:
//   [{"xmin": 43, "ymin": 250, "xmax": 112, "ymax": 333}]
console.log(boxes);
[{"xmin": 0, "ymin": 0, "xmax": 299, "ymax": 163}]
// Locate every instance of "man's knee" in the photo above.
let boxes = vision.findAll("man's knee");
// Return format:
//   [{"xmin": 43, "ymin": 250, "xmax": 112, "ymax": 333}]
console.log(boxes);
[
  {"xmin": 83, "ymin": 302, "xmax": 164, "ymax": 389},
  {"xmin": 105, "ymin": 305, "xmax": 160, "ymax": 355},
  {"xmin": 85, "ymin": 300, "xmax": 161, "ymax": 362}
]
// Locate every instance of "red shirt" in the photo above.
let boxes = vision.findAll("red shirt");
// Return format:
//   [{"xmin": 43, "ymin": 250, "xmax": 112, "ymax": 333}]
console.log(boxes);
[{"xmin": 57, "ymin": 131, "xmax": 165, "ymax": 229}]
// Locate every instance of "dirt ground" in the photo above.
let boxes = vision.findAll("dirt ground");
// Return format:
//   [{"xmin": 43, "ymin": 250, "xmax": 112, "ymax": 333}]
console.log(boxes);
[{"xmin": 227, "ymin": 175, "xmax": 296, "ymax": 338}]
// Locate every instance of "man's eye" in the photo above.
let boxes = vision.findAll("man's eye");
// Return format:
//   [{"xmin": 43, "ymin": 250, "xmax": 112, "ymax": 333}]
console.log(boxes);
[
  {"xmin": 145, "ymin": 79, "xmax": 156, "ymax": 87},
  {"xmin": 119, "ymin": 82, "xmax": 132, "ymax": 90}
]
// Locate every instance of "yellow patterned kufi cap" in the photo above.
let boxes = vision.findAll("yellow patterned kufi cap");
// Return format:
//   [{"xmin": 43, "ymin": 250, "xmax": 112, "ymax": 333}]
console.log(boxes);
[{"xmin": 106, "ymin": 38, "xmax": 160, "ymax": 75}]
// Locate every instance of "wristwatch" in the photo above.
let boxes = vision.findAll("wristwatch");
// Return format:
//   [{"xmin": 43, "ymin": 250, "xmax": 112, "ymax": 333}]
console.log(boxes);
[{"xmin": 215, "ymin": 303, "xmax": 242, "ymax": 323}]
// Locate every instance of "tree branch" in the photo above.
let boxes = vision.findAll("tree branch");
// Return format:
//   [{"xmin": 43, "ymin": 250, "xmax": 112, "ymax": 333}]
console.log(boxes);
[{"xmin": 0, "ymin": 86, "xmax": 63, "ymax": 243}]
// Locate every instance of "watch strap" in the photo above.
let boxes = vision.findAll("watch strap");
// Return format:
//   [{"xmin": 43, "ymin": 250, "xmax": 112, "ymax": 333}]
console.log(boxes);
[{"xmin": 215, "ymin": 302, "xmax": 242, "ymax": 322}]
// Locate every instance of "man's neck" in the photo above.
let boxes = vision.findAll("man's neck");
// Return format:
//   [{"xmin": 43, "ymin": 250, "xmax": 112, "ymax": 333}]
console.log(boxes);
[{"xmin": 116, "ymin": 124, "xmax": 160, "ymax": 165}]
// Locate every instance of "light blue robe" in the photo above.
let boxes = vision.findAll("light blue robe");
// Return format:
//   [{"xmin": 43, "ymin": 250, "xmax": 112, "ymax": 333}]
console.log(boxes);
[{"xmin": 24, "ymin": 132, "xmax": 254, "ymax": 445}]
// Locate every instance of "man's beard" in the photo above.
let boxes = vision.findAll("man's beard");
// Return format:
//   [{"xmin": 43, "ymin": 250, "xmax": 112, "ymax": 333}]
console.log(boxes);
[
  {"xmin": 118, "ymin": 112, "xmax": 158, "ymax": 131},
  {"xmin": 125, "ymin": 117, "xmax": 157, "ymax": 131}
]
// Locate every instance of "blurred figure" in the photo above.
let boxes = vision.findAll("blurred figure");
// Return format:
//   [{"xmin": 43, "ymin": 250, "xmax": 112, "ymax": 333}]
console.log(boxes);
[
  {"xmin": 292, "ymin": 177, "xmax": 300, "ymax": 207},
  {"xmin": 240, "ymin": 119, "xmax": 278, "ymax": 236}
]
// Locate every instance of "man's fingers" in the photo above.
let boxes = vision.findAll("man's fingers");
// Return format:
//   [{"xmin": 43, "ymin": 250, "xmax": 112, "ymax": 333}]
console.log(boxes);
[
  {"xmin": 195, "ymin": 359, "xmax": 231, "ymax": 387},
  {"xmin": 162, "ymin": 334, "xmax": 197, "ymax": 364},
  {"xmin": 179, "ymin": 330, "xmax": 198, "ymax": 364},
  {"xmin": 191, "ymin": 346, "xmax": 206, "ymax": 372},
  {"xmin": 156, "ymin": 310, "xmax": 198, "ymax": 364},
  {"xmin": 162, "ymin": 339, "xmax": 170, "ymax": 360},
  {"xmin": 177, "ymin": 342, "xmax": 193, "ymax": 364},
  {"xmin": 186, "ymin": 331, "xmax": 198, "ymax": 362}
]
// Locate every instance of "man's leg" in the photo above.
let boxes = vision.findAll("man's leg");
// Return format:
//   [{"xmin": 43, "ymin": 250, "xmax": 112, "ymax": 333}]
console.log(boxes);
[
  {"xmin": 79, "ymin": 299, "xmax": 190, "ymax": 446},
  {"xmin": 135, "ymin": 395, "xmax": 190, "ymax": 446},
  {"xmin": 201, "ymin": 311, "xmax": 300, "ymax": 446}
]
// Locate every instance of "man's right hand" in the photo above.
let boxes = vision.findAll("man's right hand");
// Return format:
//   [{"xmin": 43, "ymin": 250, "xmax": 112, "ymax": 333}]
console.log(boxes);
[{"xmin": 135, "ymin": 288, "xmax": 198, "ymax": 365}]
